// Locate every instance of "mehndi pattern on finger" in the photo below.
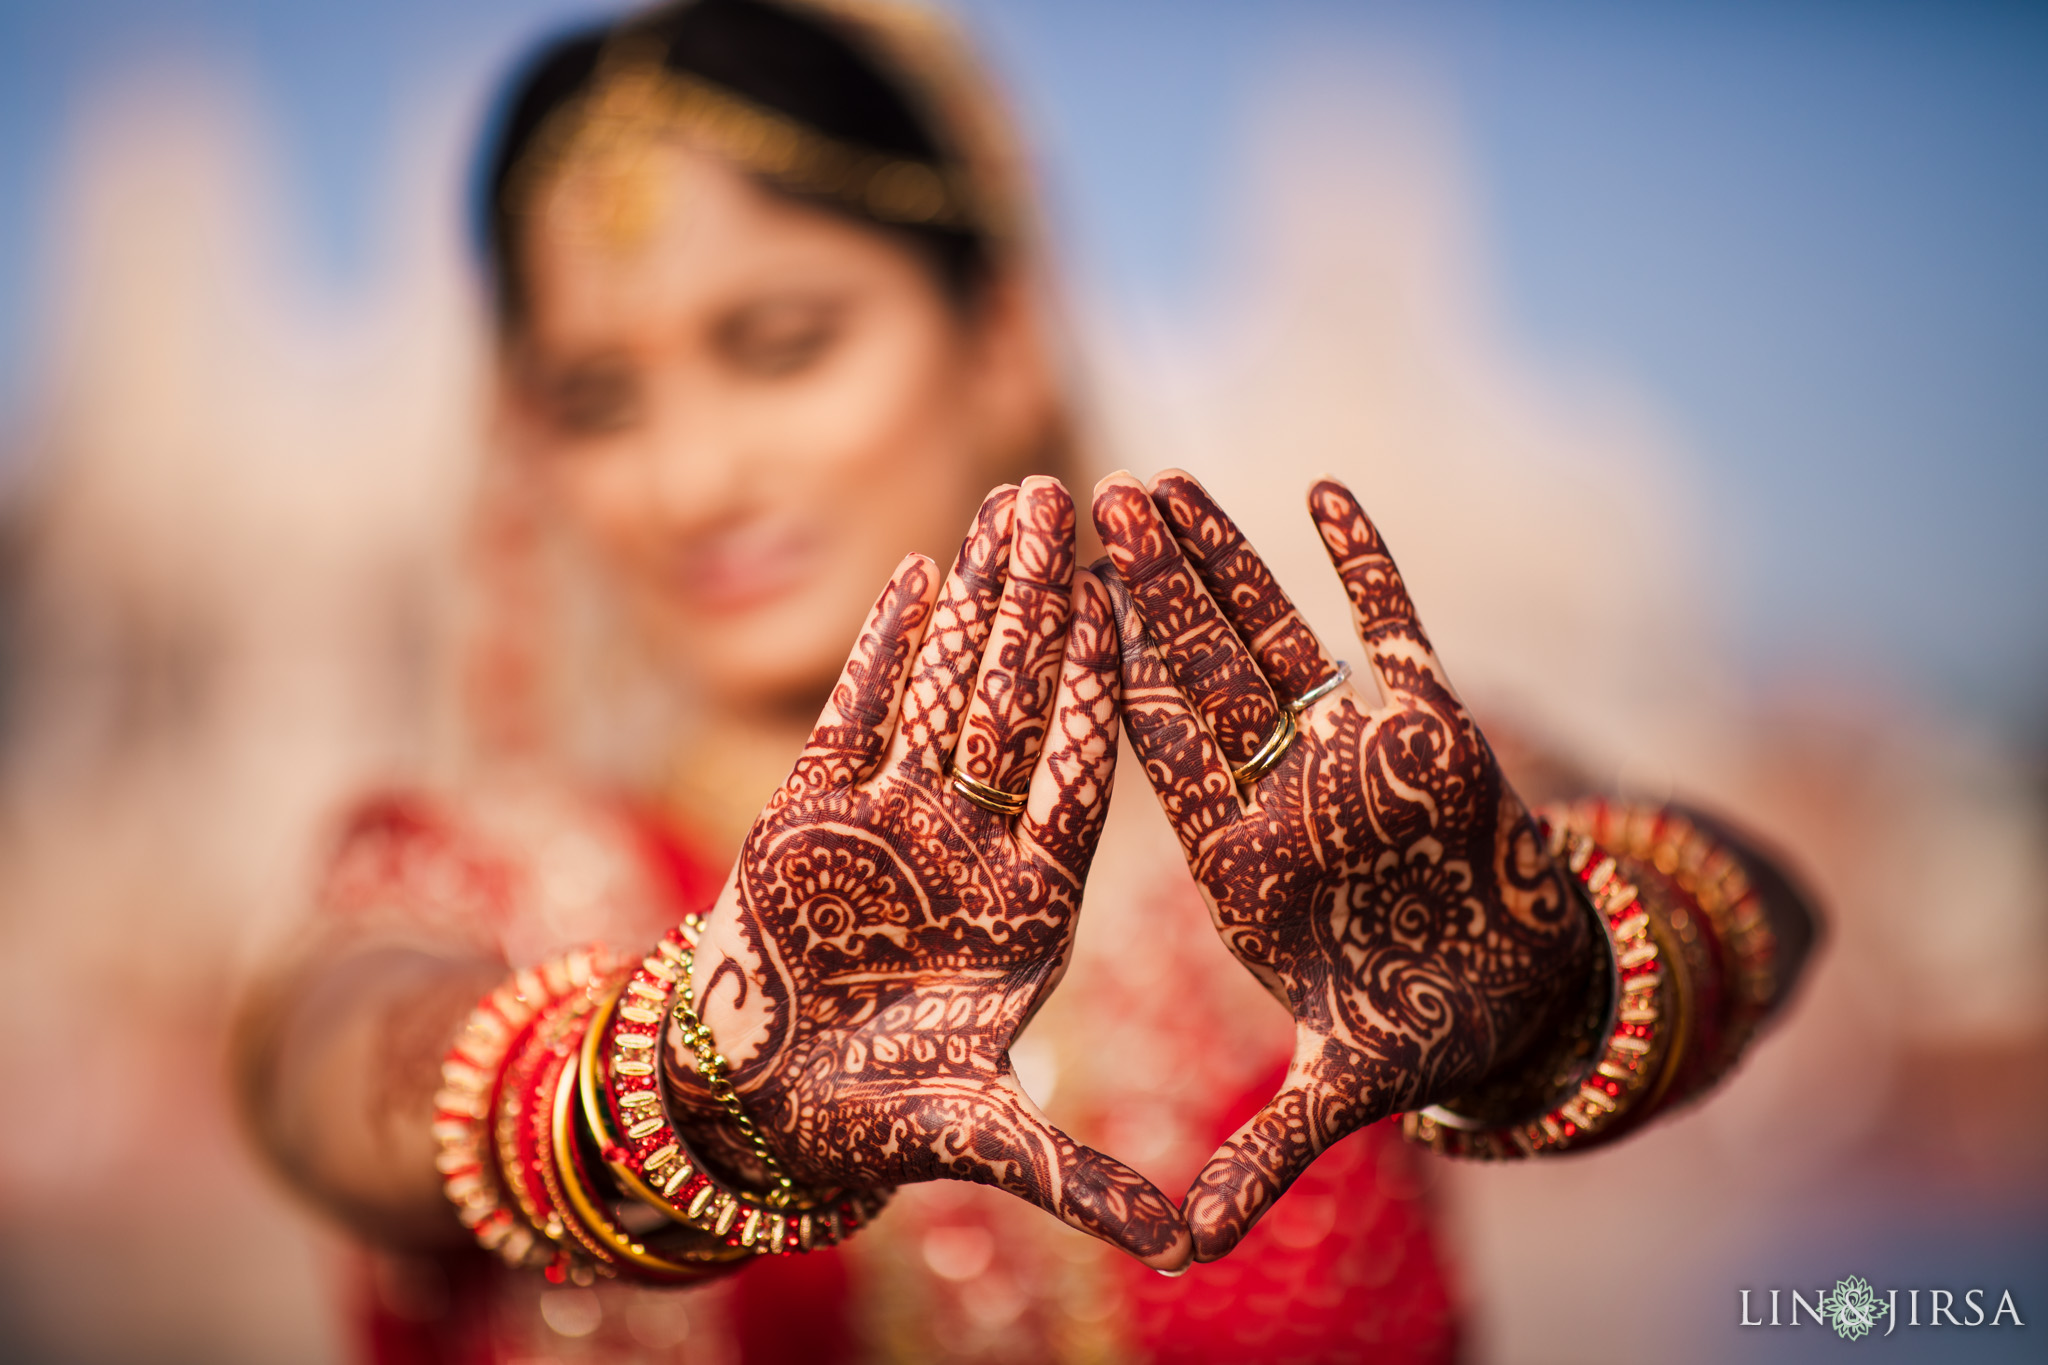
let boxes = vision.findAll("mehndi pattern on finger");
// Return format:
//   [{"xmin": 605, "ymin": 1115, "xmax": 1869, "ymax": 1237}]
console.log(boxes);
[
  {"xmin": 954, "ymin": 478, "xmax": 1077, "ymax": 800},
  {"xmin": 665, "ymin": 511, "xmax": 1187, "ymax": 1264},
  {"xmin": 1097, "ymin": 474, "xmax": 1587, "ymax": 1261},
  {"xmin": 1095, "ymin": 478, "xmax": 1283, "ymax": 769}
]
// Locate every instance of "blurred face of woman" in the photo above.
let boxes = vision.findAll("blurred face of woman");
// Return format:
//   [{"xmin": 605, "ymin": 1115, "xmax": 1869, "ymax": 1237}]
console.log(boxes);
[{"xmin": 504, "ymin": 145, "xmax": 1047, "ymax": 714}]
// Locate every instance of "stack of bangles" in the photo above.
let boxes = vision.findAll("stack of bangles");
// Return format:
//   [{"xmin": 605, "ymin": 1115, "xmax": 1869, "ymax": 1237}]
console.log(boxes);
[
  {"xmin": 1405, "ymin": 798, "xmax": 1778, "ymax": 1159},
  {"xmin": 432, "ymin": 916, "xmax": 890, "ymax": 1284}
]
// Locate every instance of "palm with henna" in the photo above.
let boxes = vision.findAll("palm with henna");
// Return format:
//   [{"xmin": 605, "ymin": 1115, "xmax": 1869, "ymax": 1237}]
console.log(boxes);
[
  {"xmin": 1093, "ymin": 470, "xmax": 1592, "ymax": 1262},
  {"xmin": 664, "ymin": 478, "xmax": 1192, "ymax": 1270}
]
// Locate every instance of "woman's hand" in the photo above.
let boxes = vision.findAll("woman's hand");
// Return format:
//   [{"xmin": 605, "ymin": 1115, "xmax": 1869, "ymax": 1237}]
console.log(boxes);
[
  {"xmin": 668, "ymin": 478, "xmax": 1191, "ymax": 1270},
  {"xmin": 1092, "ymin": 470, "xmax": 1591, "ymax": 1261}
]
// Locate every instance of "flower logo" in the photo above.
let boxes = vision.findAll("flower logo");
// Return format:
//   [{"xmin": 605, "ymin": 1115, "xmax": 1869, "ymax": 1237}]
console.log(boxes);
[{"xmin": 1820, "ymin": 1275, "xmax": 1884, "ymax": 1341}]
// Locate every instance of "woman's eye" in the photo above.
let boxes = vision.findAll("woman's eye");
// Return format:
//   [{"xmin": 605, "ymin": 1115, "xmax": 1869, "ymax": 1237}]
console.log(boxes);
[
  {"xmin": 718, "ymin": 299, "xmax": 845, "ymax": 377},
  {"xmin": 546, "ymin": 362, "xmax": 643, "ymax": 435}
]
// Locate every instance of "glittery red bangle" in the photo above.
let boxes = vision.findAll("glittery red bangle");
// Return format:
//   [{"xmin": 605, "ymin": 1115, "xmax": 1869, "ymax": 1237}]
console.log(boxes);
[
  {"xmin": 1405, "ymin": 822, "xmax": 1681, "ymax": 1158},
  {"xmin": 433, "ymin": 947, "xmax": 616, "ymax": 1275},
  {"xmin": 546, "ymin": 1036, "xmax": 738, "ymax": 1281},
  {"xmin": 580, "ymin": 915, "xmax": 888, "ymax": 1256},
  {"xmin": 1566, "ymin": 797, "xmax": 1774, "ymax": 1092},
  {"xmin": 498, "ymin": 983, "xmax": 622, "ymax": 1282}
]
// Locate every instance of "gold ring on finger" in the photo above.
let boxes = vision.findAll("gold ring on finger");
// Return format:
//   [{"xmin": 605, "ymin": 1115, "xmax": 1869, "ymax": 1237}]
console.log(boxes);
[
  {"xmin": 1231, "ymin": 707, "xmax": 1298, "ymax": 788},
  {"xmin": 950, "ymin": 769, "xmax": 1029, "ymax": 817},
  {"xmin": 1287, "ymin": 661, "xmax": 1351, "ymax": 716}
]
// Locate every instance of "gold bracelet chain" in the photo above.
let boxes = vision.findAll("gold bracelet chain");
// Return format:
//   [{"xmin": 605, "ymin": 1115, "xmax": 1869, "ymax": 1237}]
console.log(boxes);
[{"xmin": 669, "ymin": 926, "xmax": 797, "ymax": 1209}]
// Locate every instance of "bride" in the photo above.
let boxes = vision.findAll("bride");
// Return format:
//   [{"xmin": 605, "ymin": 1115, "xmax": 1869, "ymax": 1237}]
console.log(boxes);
[{"xmin": 236, "ymin": 3, "xmax": 1817, "ymax": 1361}]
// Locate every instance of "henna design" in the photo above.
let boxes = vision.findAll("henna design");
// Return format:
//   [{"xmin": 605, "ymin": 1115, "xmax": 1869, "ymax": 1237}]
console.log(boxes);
[
  {"xmin": 1092, "ymin": 478, "xmax": 1281, "ymax": 769},
  {"xmin": 665, "ymin": 479, "xmax": 1191, "ymax": 1270},
  {"xmin": 1094, "ymin": 470, "xmax": 1589, "ymax": 1262},
  {"xmin": 1149, "ymin": 473, "xmax": 1334, "ymax": 704},
  {"xmin": 953, "ymin": 483, "xmax": 1078, "ymax": 796}
]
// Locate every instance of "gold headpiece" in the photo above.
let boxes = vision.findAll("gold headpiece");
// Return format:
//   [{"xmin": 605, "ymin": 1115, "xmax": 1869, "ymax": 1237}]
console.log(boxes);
[{"xmin": 506, "ymin": 36, "xmax": 982, "ymax": 248}]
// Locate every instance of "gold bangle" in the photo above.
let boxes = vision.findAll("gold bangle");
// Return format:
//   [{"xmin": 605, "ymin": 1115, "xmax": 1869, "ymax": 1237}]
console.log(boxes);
[
  {"xmin": 586, "ymin": 922, "xmax": 884, "ymax": 1256},
  {"xmin": 1564, "ymin": 797, "xmax": 1776, "ymax": 1087},
  {"xmin": 1231, "ymin": 706, "xmax": 1298, "ymax": 787},
  {"xmin": 950, "ymin": 769, "xmax": 1029, "ymax": 818},
  {"xmin": 527, "ymin": 1045, "xmax": 622, "ymax": 1272},
  {"xmin": 1287, "ymin": 661, "xmax": 1351, "ymax": 715},
  {"xmin": 499, "ymin": 987, "xmax": 619, "ymax": 1276},
  {"xmin": 549, "ymin": 1046, "xmax": 736, "ymax": 1279},
  {"xmin": 1404, "ymin": 822, "xmax": 1679, "ymax": 1158},
  {"xmin": 433, "ymin": 947, "xmax": 615, "ymax": 1272}
]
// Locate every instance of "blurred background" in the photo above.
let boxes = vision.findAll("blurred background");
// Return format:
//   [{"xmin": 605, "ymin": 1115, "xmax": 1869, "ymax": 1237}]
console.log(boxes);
[{"xmin": 0, "ymin": 1, "xmax": 2043, "ymax": 1362}]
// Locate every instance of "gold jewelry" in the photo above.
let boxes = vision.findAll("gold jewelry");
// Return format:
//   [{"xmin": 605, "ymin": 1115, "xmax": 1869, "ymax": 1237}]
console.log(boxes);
[
  {"xmin": 1231, "ymin": 707, "xmax": 1299, "ymax": 787},
  {"xmin": 584, "ymin": 922, "xmax": 880, "ymax": 1255},
  {"xmin": 1405, "ymin": 821, "xmax": 1681, "ymax": 1158},
  {"xmin": 668, "ymin": 929, "xmax": 800, "ymax": 1208},
  {"xmin": 950, "ymin": 769, "xmax": 1029, "ymax": 817},
  {"xmin": 507, "ymin": 39, "xmax": 982, "ymax": 249},
  {"xmin": 497, "ymin": 985, "xmax": 618, "ymax": 1277},
  {"xmin": 1287, "ymin": 661, "xmax": 1351, "ymax": 715},
  {"xmin": 548, "ymin": 1045, "xmax": 735, "ymax": 1279},
  {"xmin": 434, "ymin": 947, "xmax": 616, "ymax": 1273},
  {"xmin": 1563, "ymin": 797, "xmax": 1776, "ymax": 1086}
]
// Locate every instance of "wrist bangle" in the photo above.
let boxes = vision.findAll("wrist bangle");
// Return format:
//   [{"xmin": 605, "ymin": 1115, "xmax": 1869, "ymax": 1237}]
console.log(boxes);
[
  {"xmin": 1404, "ymin": 821, "xmax": 1681, "ymax": 1158},
  {"xmin": 502, "ymin": 998, "xmax": 618, "ymax": 1277},
  {"xmin": 546, "ymin": 1037, "xmax": 738, "ymax": 1279},
  {"xmin": 581, "ymin": 916, "xmax": 889, "ymax": 1256},
  {"xmin": 1563, "ymin": 798, "xmax": 1774, "ymax": 1090},
  {"xmin": 434, "ymin": 947, "xmax": 617, "ymax": 1279}
]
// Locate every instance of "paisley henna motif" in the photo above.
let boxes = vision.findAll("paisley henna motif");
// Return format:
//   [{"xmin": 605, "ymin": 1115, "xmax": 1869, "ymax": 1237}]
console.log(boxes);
[
  {"xmin": 1094, "ymin": 470, "xmax": 1590, "ymax": 1262},
  {"xmin": 665, "ymin": 478, "xmax": 1191, "ymax": 1270}
]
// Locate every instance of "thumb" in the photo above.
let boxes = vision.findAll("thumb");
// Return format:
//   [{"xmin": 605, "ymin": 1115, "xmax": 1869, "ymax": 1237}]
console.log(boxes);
[
  {"xmin": 1182, "ymin": 1074, "xmax": 1347, "ymax": 1262},
  {"xmin": 973, "ymin": 1074, "xmax": 1193, "ymax": 1271}
]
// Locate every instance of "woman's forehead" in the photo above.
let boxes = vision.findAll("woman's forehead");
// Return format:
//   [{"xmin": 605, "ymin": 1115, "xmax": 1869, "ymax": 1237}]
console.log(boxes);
[{"xmin": 520, "ymin": 144, "xmax": 912, "ymax": 344}]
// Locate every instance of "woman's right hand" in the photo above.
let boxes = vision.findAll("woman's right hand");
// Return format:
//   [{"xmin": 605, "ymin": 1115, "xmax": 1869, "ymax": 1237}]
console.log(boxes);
[{"xmin": 662, "ymin": 478, "xmax": 1192, "ymax": 1270}]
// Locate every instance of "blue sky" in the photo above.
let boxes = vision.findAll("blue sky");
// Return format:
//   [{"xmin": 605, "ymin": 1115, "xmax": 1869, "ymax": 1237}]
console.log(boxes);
[{"xmin": 2, "ymin": 0, "xmax": 2044, "ymax": 738}]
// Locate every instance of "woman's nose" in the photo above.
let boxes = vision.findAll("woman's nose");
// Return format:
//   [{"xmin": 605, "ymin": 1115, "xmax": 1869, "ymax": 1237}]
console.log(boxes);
[{"xmin": 638, "ymin": 396, "xmax": 747, "ymax": 530}]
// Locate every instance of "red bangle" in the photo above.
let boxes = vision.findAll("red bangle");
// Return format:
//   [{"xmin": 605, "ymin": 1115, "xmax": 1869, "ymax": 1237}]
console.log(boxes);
[
  {"xmin": 1405, "ymin": 821, "xmax": 1683, "ymax": 1158},
  {"xmin": 579, "ymin": 916, "xmax": 887, "ymax": 1256},
  {"xmin": 1565, "ymin": 798, "xmax": 1774, "ymax": 1091},
  {"xmin": 433, "ymin": 947, "xmax": 617, "ymax": 1277},
  {"xmin": 498, "ymin": 989, "xmax": 619, "ymax": 1279},
  {"xmin": 546, "ymin": 1034, "xmax": 739, "ymax": 1281}
]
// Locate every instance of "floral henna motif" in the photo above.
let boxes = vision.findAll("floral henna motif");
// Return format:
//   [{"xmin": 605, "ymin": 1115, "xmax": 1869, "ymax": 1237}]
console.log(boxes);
[
  {"xmin": 665, "ymin": 479, "xmax": 1191, "ymax": 1270},
  {"xmin": 1094, "ymin": 470, "xmax": 1589, "ymax": 1262}
]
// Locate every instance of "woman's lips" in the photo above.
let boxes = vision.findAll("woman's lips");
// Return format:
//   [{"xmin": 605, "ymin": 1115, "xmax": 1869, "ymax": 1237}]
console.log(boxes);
[{"xmin": 662, "ymin": 521, "xmax": 822, "ymax": 614}]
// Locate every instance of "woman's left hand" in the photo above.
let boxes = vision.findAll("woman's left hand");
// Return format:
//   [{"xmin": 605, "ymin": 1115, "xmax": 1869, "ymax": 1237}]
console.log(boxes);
[
  {"xmin": 668, "ymin": 478, "xmax": 1191, "ymax": 1270},
  {"xmin": 1093, "ymin": 470, "xmax": 1592, "ymax": 1262}
]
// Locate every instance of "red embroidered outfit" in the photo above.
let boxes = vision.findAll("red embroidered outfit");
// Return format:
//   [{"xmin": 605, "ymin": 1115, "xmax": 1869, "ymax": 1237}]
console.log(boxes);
[{"xmin": 324, "ymin": 786, "xmax": 1459, "ymax": 1365}]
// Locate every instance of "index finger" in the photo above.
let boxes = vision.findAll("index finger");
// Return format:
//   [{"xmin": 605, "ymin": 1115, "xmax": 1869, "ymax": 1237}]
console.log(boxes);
[
  {"xmin": 1097, "ymin": 563, "xmax": 1240, "ymax": 860},
  {"xmin": 1148, "ymin": 470, "xmax": 1339, "ymax": 707},
  {"xmin": 1307, "ymin": 478, "xmax": 1454, "ymax": 711},
  {"xmin": 1092, "ymin": 472, "xmax": 1283, "ymax": 773}
]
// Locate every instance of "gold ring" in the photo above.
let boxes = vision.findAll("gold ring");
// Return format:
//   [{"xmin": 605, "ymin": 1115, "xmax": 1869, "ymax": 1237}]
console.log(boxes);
[
  {"xmin": 1288, "ymin": 661, "xmax": 1351, "ymax": 715},
  {"xmin": 950, "ymin": 769, "xmax": 1029, "ymax": 817},
  {"xmin": 1231, "ymin": 707, "xmax": 1298, "ymax": 787}
]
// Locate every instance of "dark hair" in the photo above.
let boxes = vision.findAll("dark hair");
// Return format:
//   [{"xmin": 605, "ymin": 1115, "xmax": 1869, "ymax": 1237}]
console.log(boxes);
[{"xmin": 476, "ymin": 0, "xmax": 990, "ymax": 329}]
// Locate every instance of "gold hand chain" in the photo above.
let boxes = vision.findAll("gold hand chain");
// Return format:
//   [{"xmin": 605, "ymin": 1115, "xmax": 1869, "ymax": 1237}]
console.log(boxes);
[{"xmin": 669, "ymin": 928, "xmax": 797, "ymax": 1209}]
